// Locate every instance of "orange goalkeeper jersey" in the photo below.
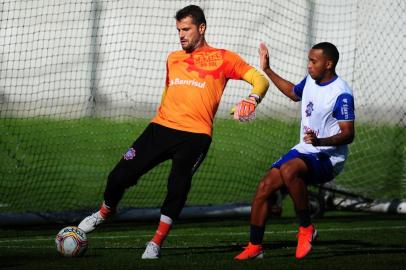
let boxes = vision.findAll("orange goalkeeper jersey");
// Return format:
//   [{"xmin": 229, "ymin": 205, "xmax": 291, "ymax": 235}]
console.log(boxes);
[{"xmin": 152, "ymin": 46, "xmax": 252, "ymax": 136}]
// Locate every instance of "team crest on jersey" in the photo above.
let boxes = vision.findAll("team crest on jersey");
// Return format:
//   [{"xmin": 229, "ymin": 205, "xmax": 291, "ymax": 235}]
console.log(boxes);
[
  {"xmin": 305, "ymin": 102, "xmax": 314, "ymax": 117},
  {"xmin": 123, "ymin": 148, "xmax": 136, "ymax": 160}
]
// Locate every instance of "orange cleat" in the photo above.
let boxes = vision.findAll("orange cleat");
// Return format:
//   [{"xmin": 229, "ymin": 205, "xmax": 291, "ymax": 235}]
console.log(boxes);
[
  {"xmin": 296, "ymin": 224, "xmax": 318, "ymax": 259},
  {"xmin": 234, "ymin": 242, "xmax": 264, "ymax": 260}
]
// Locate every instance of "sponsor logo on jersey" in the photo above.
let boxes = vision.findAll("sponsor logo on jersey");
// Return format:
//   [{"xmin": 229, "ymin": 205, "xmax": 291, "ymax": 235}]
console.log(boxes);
[
  {"xmin": 193, "ymin": 51, "xmax": 223, "ymax": 70},
  {"xmin": 169, "ymin": 77, "xmax": 206, "ymax": 89},
  {"xmin": 184, "ymin": 49, "xmax": 226, "ymax": 79},
  {"xmin": 341, "ymin": 98, "xmax": 349, "ymax": 119}
]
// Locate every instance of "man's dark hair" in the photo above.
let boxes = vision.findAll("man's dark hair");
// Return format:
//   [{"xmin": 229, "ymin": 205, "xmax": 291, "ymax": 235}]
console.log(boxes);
[
  {"xmin": 312, "ymin": 42, "xmax": 339, "ymax": 68},
  {"xmin": 175, "ymin": 5, "xmax": 206, "ymax": 26}
]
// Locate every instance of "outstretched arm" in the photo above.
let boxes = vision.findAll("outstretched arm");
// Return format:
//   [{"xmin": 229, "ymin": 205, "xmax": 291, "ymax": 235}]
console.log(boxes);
[
  {"xmin": 242, "ymin": 68, "xmax": 269, "ymax": 103},
  {"xmin": 232, "ymin": 67, "xmax": 269, "ymax": 122},
  {"xmin": 258, "ymin": 42, "xmax": 299, "ymax": 102}
]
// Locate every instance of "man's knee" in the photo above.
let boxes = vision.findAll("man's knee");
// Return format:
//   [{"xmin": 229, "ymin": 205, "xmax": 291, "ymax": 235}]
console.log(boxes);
[
  {"xmin": 279, "ymin": 163, "xmax": 306, "ymax": 187},
  {"xmin": 103, "ymin": 162, "xmax": 141, "ymax": 207},
  {"xmin": 107, "ymin": 161, "xmax": 139, "ymax": 189},
  {"xmin": 255, "ymin": 175, "xmax": 278, "ymax": 200},
  {"xmin": 279, "ymin": 165, "xmax": 295, "ymax": 185},
  {"xmin": 161, "ymin": 192, "xmax": 189, "ymax": 220},
  {"xmin": 279, "ymin": 158, "xmax": 309, "ymax": 185}
]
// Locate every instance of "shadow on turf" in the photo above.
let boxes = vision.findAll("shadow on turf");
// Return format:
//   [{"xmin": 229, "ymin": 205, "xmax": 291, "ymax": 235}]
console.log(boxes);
[
  {"xmin": 96, "ymin": 239, "xmax": 405, "ymax": 259},
  {"xmin": 259, "ymin": 239, "xmax": 404, "ymax": 259},
  {"xmin": 306, "ymin": 239, "xmax": 406, "ymax": 260}
]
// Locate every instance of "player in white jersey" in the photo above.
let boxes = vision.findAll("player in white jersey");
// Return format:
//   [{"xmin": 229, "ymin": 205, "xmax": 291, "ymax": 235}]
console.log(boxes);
[{"xmin": 235, "ymin": 42, "xmax": 355, "ymax": 260}]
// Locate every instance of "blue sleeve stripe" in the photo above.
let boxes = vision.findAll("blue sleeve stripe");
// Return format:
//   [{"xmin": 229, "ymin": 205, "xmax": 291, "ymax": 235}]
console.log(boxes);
[
  {"xmin": 333, "ymin": 93, "xmax": 355, "ymax": 120},
  {"xmin": 293, "ymin": 77, "xmax": 307, "ymax": 99}
]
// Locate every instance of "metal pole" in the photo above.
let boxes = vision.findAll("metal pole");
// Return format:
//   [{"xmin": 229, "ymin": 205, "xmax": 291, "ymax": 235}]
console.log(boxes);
[
  {"xmin": 306, "ymin": 0, "xmax": 315, "ymax": 55},
  {"xmin": 89, "ymin": 0, "xmax": 101, "ymax": 117}
]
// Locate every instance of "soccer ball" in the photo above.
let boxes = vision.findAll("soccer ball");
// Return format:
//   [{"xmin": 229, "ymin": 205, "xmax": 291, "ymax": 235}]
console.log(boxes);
[{"xmin": 55, "ymin": 226, "xmax": 88, "ymax": 257}]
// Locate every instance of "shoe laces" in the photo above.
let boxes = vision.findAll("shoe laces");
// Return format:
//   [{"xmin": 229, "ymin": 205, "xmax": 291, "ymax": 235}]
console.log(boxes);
[
  {"xmin": 243, "ymin": 243, "xmax": 261, "ymax": 252},
  {"xmin": 88, "ymin": 212, "xmax": 102, "ymax": 224},
  {"xmin": 146, "ymin": 242, "xmax": 160, "ymax": 254},
  {"xmin": 297, "ymin": 226, "xmax": 313, "ymax": 241}
]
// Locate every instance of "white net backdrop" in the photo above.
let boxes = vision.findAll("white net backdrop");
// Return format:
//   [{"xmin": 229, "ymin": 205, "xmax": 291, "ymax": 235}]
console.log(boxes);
[{"xmin": 0, "ymin": 0, "xmax": 404, "ymax": 214}]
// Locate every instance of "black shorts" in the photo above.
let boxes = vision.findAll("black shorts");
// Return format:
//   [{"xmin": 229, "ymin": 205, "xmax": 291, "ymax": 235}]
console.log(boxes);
[{"xmin": 107, "ymin": 123, "xmax": 211, "ymax": 194}]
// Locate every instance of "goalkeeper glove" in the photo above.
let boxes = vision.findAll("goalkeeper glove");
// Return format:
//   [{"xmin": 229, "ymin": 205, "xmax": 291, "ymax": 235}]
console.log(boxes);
[{"xmin": 233, "ymin": 94, "xmax": 260, "ymax": 122}]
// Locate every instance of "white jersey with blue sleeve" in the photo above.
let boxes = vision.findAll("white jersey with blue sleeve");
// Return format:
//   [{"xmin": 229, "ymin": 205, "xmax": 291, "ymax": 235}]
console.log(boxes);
[{"xmin": 291, "ymin": 75, "xmax": 355, "ymax": 176}]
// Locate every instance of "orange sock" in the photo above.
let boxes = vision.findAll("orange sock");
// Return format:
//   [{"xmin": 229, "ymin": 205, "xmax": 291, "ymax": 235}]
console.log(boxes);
[
  {"xmin": 99, "ymin": 202, "xmax": 113, "ymax": 219},
  {"xmin": 151, "ymin": 215, "xmax": 173, "ymax": 246}
]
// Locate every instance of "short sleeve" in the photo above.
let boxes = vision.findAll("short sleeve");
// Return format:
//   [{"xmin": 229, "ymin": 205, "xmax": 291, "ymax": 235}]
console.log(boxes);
[
  {"xmin": 333, "ymin": 93, "xmax": 355, "ymax": 121},
  {"xmin": 225, "ymin": 50, "xmax": 252, "ymax": 79},
  {"xmin": 293, "ymin": 77, "xmax": 307, "ymax": 100}
]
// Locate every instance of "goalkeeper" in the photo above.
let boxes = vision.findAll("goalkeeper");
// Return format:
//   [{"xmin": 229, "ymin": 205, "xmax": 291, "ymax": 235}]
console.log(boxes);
[
  {"xmin": 235, "ymin": 42, "xmax": 355, "ymax": 260},
  {"xmin": 78, "ymin": 5, "xmax": 269, "ymax": 259}
]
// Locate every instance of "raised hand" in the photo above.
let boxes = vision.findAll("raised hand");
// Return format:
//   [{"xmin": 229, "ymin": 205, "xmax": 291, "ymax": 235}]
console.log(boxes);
[{"xmin": 258, "ymin": 42, "xmax": 270, "ymax": 71}]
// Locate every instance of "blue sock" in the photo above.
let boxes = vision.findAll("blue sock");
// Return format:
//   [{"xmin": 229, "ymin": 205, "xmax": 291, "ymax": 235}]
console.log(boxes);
[
  {"xmin": 297, "ymin": 209, "xmax": 311, "ymax": 227},
  {"xmin": 250, "ymin": 224, "xmax": 265, "ymax": 245}
]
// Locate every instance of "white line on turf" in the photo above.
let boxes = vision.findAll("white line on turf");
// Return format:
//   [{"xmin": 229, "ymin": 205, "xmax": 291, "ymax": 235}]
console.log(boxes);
[{"xmin": 0, "ymin": 225, "xmax": 405, "ymax": 244}]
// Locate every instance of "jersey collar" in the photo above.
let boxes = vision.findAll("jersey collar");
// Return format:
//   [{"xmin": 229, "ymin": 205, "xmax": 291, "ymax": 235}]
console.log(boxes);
[{"xmin": 316, "ymin": 75, "xmax": 338, "ymax": 86}]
